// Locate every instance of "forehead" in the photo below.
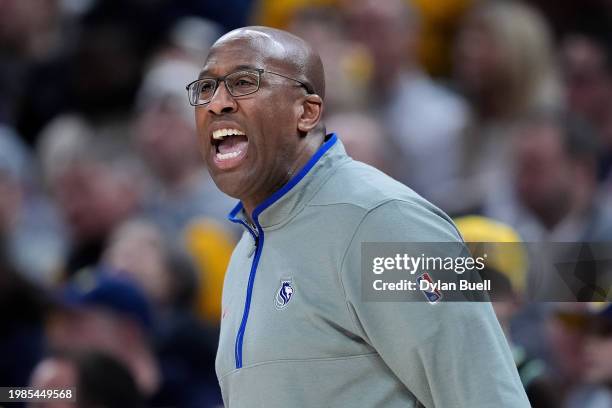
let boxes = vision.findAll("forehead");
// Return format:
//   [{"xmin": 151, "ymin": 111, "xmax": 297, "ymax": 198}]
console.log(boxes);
[{"xmin": 201, "ymin": 30, "xmax": 288, "ymax": 76}]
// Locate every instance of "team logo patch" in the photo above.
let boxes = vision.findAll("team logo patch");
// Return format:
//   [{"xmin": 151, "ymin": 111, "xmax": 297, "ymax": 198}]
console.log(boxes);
[
  {"xmin": 275, "ymin": 278, "xmax": 294, "ymax": 310},
  {"xmin": 416, "ymin": 272, "xmax": 443, "ymax": 304}
]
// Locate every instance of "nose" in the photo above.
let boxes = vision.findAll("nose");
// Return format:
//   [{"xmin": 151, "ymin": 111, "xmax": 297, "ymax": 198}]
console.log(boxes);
[{"xmin": 207, "ymin": 81, "xmax": 237, "ymax": 115}]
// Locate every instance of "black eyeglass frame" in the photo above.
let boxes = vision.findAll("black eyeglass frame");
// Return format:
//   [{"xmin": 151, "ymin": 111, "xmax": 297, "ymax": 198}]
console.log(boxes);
[{"xmin": 185, "ymin": 68, "xmax": 314, "ymax": 106}]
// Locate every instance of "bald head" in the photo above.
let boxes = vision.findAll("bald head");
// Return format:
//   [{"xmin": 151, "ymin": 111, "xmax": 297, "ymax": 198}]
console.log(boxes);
[
  {"xmin": 210, "ymin": 26, "xmax": 325, "ymax": 99},
  {"xmin": 196, "ymin": 26, "xmax": 326, "ymax": 212}
]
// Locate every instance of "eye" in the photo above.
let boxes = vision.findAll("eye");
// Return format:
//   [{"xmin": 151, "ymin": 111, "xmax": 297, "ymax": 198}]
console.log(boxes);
[
  {"xmin": 237, "ymin": 79, "xmax": 254, "ymax": 86},
  {"xmin": 227, "ymin": 71, "xmax": 259, "ymax": 95},
  {"xmin": 199, "ymin": 81, "xmax": 215, "ymax": 93},
  {"xmin": 233, "ymin": 76, "xmax": 257, "ymax": 88}
]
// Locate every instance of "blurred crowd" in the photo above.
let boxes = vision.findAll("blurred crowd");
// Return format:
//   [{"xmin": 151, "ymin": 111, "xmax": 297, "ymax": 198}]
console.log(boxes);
[{"xmin": 1, "ymin": 0, "xmax": 612, "ymax": 407}]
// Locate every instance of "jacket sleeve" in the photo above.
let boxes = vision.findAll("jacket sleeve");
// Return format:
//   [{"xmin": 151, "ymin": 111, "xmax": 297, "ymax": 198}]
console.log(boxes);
[{"xmin": 339, "ymin": 199, "xmax": 531, "ymax": 408}]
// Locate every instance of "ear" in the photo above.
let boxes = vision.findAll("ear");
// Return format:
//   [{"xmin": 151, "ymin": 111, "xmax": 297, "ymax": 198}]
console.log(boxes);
[{"xmin": 297, "ymin": 95, "xmax": 323, "ymax": 133}]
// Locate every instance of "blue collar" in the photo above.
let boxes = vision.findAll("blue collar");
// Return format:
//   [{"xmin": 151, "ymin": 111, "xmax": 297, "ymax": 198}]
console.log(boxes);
[{"xmin": 228, "ymin": 133, "xmax": 340, "ymax": 232}]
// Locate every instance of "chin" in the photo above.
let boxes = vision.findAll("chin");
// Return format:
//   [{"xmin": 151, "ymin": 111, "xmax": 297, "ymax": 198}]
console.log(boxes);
[{"xmin": 211, "ymin": 173, "xmax": 246, "ymax": 199}]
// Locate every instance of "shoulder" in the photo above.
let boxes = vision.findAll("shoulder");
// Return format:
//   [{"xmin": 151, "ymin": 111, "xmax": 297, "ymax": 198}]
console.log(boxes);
[
  {"xmin": 311, "ymin": 159, "xmax": 419, "ymax": 209},
  {"xmin": 310, "ymin": 159, "xmax": 462, "ymax": 242}
]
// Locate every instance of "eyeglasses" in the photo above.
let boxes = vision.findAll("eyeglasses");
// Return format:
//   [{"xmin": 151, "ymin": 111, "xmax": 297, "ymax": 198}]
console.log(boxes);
[{"xmin": 186, "ymin": 68, "xmax": 314, "ymax": 106}]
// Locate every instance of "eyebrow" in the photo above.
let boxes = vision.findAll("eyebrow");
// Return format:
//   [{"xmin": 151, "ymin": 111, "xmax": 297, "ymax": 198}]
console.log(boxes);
[{"xmin": 198, "ymin": 64, "xmax": 259, "ymax": 79}]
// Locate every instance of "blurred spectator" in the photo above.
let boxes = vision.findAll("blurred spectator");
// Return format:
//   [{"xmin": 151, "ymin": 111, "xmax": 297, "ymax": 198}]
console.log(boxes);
[
  {"xmin": 75, "ymin": 351, "xmax": 144, "ymax": 408},
  {"xmin": 38, "ymin": 115, "xmax": 146, "ymax": 278},
  {"xmin": 577, "ymin": 303, "xmax": 612, "ymax": 407},
  {"xmin": 253, "ymin": 0, "xmax": 337, "ymax": 28},
  {"xmin": 29, "ymin": 350, "xmax": 145, "ymax": 408},
  {"xmin": 103, "ymin": 217, "xmax": 230, "ymax": 326},
  {"xmin": 47, "ymin": 271, "xmax": 159, "ymax": 397},
  {"xmin": 343, "ymin": 0, "xmax": 469, "ymax": 209},
  {"xmin": 455, "ymin": 1, "xmax": 561, "ymax": 118},
  {"xmin": 551, "ymin": 303, "xmax": 612, "ymax": 408},
  {"xmin": 103, "ymin": 218, "xmax": 219, "ymax": 324},
  {"xmin": 561, "ymin": 33, "xmax": 612, "ymax": 148},
  {"xmin": 547, "ymin": 304, "xmax": 591, "ymax": 405},
  {"xmin": 102, "ymin": 221, "xmax": 222, "ymax": 406},
  {"xmin": 0, "ymin": 0, "xmax": 62, "ymax": 60},
  {"xmin": 43, "ymin": 269, "xmax": 221, "ymax": 405},
  {"xmin": 452, "ymin": 0, "xmax": 563, "ymax": 214},
  {"xmin": 486, "ymin": 110, "xmax": 612, "ymax": 242},
  {"xmin": 0, "ymin": 129, "xmax": 24, "ymax": 235},
  {"xmin": 0, "ymin": 0, "xmax": 65, "ymax": 128},
  {"xmin": 103, "ymin": 220, "xmax": 177, "ymax": 309},
  {"xmin": 453, "ymin": 215, "xmax": 528, "ymax": 302},
  {"xmin": 560, "ymin": 32, "xmax": 612, "ymax": 185},
  {"xmin": 289, "ymin": 6, "xmax": 373, "ymax": 114},
  {"xmin": 455, "ymin": 215, "xmax": 561, "ymax": 407},
  {"xmin": 0, "ymin": 125, "xmax": 66, "ymax": 285},
  {"xmin": 14, "ymin": 17, "xmax": 147, "ymax": 145},
  {"xmin": 326, "ymin": 111, "xmax": 392, "ymax": 174},
  {"xmin": 0, "ymin": 241, "xmax": 48, "ymax": 394},
  {"xmin": 103, "ymin": 220, "xmax": 226, "ymax": 322},
  {"xmin": 256, "ymin": 0, "xmax": 476, "ymax": 77},
  {"xmin": 410, "ymin": 0, "xmax": 475, "ymax": 76}
]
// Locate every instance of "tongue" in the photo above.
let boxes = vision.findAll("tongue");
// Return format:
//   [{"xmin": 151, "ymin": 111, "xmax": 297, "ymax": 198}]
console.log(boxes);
[{"xmin": 218, "ymin": 134, "xmax": 248, "ymax": 154}]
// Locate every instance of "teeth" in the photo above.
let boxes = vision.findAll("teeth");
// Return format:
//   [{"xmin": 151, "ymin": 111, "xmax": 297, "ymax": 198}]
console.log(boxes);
[
  {"xmin": 216, "ymin": 150, "xmax": 242, "ymax": 160},
  {"xmin": 212, "ymin": 128, "xmax": 245, "ymax": 140}
]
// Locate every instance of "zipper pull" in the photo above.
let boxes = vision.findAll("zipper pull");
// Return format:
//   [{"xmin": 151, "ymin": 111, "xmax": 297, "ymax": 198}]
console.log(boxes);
[{"xmin": 248, "ymin": 235, "xmax": 258, "ymax": 258}]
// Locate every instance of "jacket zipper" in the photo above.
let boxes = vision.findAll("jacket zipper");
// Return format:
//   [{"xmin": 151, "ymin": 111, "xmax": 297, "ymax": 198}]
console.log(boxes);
[{"xmin": 234, "ymin": 220, "xmax": 263, "ymax": 368}]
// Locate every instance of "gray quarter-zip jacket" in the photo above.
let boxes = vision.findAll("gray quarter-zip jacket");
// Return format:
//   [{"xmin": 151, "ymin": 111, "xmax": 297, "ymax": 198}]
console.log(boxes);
[{"xmin": 216, "ymin": 134, "xmax": 530, "ymax": 407}]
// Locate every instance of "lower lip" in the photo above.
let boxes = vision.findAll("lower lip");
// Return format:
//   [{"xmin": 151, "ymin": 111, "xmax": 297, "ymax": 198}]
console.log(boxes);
[{"xmin": 211, "ymin": 144, "xmax": 248, "ymax": 170}]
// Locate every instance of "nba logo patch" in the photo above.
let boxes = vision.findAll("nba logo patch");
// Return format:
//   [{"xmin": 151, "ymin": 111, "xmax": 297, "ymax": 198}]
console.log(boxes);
[
  {"xmin": 416, "ymin": 272, "xmax": 443, "ymax": 304},
  {"xmin": 275, "ymin": 278, "xmax": 294, "ymax": 310}
]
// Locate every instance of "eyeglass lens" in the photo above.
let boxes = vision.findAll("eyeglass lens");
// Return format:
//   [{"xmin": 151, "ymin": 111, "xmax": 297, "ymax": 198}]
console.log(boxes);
[{"xmin": 189, "ymin": 71, "xmax": 260, "ymax": 105}]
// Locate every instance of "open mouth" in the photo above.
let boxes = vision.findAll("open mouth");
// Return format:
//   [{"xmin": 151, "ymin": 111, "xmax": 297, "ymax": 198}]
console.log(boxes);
[{"xmin": 211, "ymin": 128, "xmax": 248, "ymax": 169}]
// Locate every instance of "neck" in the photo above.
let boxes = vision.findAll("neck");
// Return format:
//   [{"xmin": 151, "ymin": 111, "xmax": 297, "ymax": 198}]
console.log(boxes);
[{"xmin": 242, "ymin": 133, "xmax": 325, "ymax": 220}]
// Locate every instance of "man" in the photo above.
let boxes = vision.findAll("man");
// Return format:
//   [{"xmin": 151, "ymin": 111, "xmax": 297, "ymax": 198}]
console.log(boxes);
[
  {"xmin": 345, "ymin": 0, "xmax": 468, "ymax": 210},
  {"xmin": 553, "ymin": 303, "xmax": 612, "ymax": 408},
  {"xmin": 561, "ymin": 31, "xmax": 612, "ymax": 184},
  {"xmin": 48, "ymin": 271, "xmax": 160, "ymax": 398},
  {"xmin": 580, "ymin": 303, "xmax": 612, "ymax": 407},
  {"xmin": 485, "ymin": 110, "xmax": 612, "ymax": 242},
  {"xmin": 189, "ymin": 26, "xmax": 529, "ymax": 407},
  {"xmin": 39, "ymin": 121, "xmax": 144, "ymax": 278}
]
